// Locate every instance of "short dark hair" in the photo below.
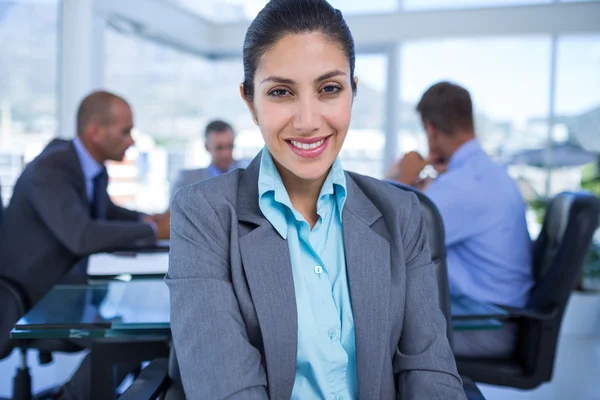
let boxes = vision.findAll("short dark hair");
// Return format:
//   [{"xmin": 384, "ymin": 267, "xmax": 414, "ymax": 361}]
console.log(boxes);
[
  {"xmin": 242, "ymin": 0, "xmax": 356, "ymax": 102},
  {"xmin": 416, "ymin": 81, "xmax": 474, "ymax": 135},
  {"xmin": 77, "ymin": 91, "xmax": 128, "ymax": 135},
  {"xmin": 205, "ymin": 120, "xmax": 234, "ymax": 139}
]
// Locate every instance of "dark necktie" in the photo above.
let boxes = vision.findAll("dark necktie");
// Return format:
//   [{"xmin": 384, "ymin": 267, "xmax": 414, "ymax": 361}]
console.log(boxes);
[{"xmin": 90, "ymin": 168, "xmax": 108, "ymax": 220}]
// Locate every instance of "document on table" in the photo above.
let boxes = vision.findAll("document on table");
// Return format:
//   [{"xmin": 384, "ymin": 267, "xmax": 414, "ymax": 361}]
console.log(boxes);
[{"xmin": 88, "ymin": 252, "xmax": 169, "ymax": 276}]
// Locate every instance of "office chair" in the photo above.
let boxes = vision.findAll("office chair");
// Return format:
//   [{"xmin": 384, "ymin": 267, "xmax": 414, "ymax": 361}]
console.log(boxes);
[
  {"xmin": 456, "ymin": 191, "xmax": 600, "ymax": 389},
  {"xmin": 385, "ymin": 181, "xmax": 483, "ymax": 399},
  {"xmin": 120, "ymin": 180, "xmax": 484, "ymax": 400},
  {"xmin": 0, "ymin": 277, "xmax": 82, "ymax": 400},
  {"xmin": 0, "ymin": 184, "xmax": 3, "ymax": 226}
]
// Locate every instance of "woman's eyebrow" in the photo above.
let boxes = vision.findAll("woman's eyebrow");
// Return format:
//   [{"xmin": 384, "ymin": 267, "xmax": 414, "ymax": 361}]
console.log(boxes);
[
  {"xmin": 315, "ymin": 69, "xmax": 346, "ymax": 83},
  {"xmin": 260, "ymin": 69, "xmax": 347, "ymax": 85}
]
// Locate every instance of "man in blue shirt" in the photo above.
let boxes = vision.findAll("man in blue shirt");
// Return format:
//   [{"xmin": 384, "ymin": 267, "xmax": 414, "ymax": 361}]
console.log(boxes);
[{"xmin": 388, "ymin": 81, "xmax": 533, "ymax": 358}]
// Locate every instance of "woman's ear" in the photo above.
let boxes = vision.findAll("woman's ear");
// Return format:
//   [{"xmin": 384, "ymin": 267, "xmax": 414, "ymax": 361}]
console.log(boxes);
[
  {"xmin": 239, "ymin": 84, "xmax": 258, "ymax": 125},
  {"xmin": 352, "ymin": 76, "xmax": 359, "ymax": 101}
]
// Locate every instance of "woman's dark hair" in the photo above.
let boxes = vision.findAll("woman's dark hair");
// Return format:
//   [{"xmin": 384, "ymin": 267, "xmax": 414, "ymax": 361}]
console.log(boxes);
[{"xmin": 242, "ymin": 0, "xmax": 356, "ymax": 102}]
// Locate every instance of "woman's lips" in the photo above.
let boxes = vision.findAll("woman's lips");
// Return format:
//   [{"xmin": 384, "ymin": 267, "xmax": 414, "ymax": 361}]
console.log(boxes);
[{"xmin": 286, "ymin": 135, "xmax": 331, "ymax": 159}]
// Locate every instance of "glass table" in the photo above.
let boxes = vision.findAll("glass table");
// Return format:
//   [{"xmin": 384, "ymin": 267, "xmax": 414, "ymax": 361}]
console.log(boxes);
[
  {"xmin": 451, "ymin": 295, "xmax": 508, "ymax": 331},
  {"xmin": 11, "ymin": 279, "xmax": 506, "ymax": 400},
  {"xmin": 12, "ymin": 279, "xmax": 507, "ymax": 339}
]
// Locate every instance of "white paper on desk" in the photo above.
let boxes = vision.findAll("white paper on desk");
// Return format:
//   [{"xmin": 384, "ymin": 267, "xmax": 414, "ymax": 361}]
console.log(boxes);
[{"xmin": 87, "ymin": 253, "xmax": 169, "ymax": 276}]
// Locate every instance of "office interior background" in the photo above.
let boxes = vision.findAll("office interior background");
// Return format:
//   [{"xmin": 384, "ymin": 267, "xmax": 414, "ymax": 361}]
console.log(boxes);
[{"xmin": 0, "ymin": 0, "xmax": 599, "ymax": 398}]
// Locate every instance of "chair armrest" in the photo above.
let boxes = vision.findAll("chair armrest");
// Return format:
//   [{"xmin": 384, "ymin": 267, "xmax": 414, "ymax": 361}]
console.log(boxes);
[
  {"xmin": 119, "ymin": 358, "xmax": 169, "ymax": 400},
  {"xmin": 462, "ymin": 375, "xmax": 485, "ymax": 400},
  {"xmin": 499, "ymin": 305, "xmax": 559, "ymax": 321}
]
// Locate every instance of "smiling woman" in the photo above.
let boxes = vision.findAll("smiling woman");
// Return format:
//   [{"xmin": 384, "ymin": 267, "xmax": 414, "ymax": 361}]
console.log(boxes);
[{"xmin": 166, "ymin": 1, "xmax": 466, "ymax": 399}]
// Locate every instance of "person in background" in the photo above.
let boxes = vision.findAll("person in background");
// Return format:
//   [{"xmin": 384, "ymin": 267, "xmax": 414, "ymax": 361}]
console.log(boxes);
[
  {"xmin": 0, "ymin": 90, "xmax": 170, "ymax": 399},
  {"xmin": 387, "ymin": 81, "xmax": 533, "ymax": 358},
  {"xmin": 166, "ymin": 1, "xmax": 465, "ymax": 399},
  {"xmin": 171, "ymin": 119, "xmax": 241, "ymax": 195}
]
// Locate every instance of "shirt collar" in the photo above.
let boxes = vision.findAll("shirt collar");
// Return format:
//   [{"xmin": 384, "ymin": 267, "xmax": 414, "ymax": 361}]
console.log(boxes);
[
  {"xmin": 447, "ymin": 138, "xmax": 482, "ymax": 170},
  {"xmin": 257, "ymin": 147, "xmax": 347, "ymax": 239},
  {"xmin": 72, "ymin": 136, "xmax": 103, "ymax": 181}
]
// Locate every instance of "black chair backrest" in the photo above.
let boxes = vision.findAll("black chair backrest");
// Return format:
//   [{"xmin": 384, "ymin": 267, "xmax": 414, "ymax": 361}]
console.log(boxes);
[
  {"xmin": 385, "ymin": 181, "xmax": 453, "ymax": 346},
  {"xmin": 518, "ymin": 191, "xmax": 599, "ymax": 377},
  {"xmin": 165, "ymin": 345, "xmax": 184, "ymax": 400},
  {"xmin": 0, "ymin": 184, "xmax": 3, "ymax": 226},
  {"xmin": 0, "ymin": 277, "xmax": 28, "ymax": 360},
  {"xmin": 528, "ymin": 192, "xmax": 600, "ymax": 309}
]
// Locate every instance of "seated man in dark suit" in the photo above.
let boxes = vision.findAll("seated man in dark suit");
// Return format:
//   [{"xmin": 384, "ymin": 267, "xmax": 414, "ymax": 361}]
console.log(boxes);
[{"xmin": 0, "ymin": 90, "xmax": 170, "ymax": 399}]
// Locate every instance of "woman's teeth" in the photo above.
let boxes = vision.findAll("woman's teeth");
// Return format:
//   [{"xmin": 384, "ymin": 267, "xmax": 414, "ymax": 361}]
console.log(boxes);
[{"xmin": 290, "ymin": 139, "xmax": 325, "ymax": 150}]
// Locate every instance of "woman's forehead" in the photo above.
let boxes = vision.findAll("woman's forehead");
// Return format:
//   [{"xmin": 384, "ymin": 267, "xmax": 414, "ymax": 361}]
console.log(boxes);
[{"xmin": 255, "ymin": 33, "xmax": 350, "ymax": 80}]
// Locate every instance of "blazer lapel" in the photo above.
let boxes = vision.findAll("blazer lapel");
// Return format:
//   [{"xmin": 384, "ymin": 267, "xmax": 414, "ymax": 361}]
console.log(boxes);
[
  {"xmin": 236, "ymin": 154, "xmax": 297, "ymax": 400},
  {"xmin": 343, "ymin": 174, "xmax": 391, "ymax": 399}
]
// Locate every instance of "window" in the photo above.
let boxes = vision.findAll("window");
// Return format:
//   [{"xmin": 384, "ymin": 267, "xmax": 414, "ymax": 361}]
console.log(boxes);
[
  {"xmin": 399, "ymin": 37, "xmax": 551, "ymax": 160},
  {"xmin": 402, "ymin": 0, "xmax": 550, "ymax": 11},
  {"xmin": 552, "ymin": 34, "xmax": 600, "ymax": 195},
  {"xmin": 0, "ymin": 0, "xmax": 59, "ymax": 205},
  {"xmin": 340, "ymin": 54, "xmax": 387, "ymax": 178},
  {"xmin": 398, "ymin": 37, "xmax": 552, "ymax": 236},
  {"xmin": 162, "ymin": 0, "xmax": 398, "ymax": 22},
  {"xmin": 555, "ymin": 34, "xmax": 600, "ymax": 150},
  {"xmin": 105, "ymin": 28, "xmax": 224, "ymax": 212},
  {"xmin": 105, "ymin": 31, "xmax": 257, "ymax": 212}
]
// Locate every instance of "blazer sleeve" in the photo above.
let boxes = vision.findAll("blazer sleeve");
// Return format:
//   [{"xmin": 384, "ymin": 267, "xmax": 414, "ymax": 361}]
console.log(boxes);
[
  {"xmin": 27, "ymin": 169, "xmax": 156, "ymax": 255},
  {"xmin": 106, "ymin": 199, "xmax": 142, "ymax": 222},
  {"xmin": 394, "ymin": 194, "xmax": 466, "ymax": 399},
  {"xmin": 165, "ymin": 187, "xmax": 268, "ymax": 399}
]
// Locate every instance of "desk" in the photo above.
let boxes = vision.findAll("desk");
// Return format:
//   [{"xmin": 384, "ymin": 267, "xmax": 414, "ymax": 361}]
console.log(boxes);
[
  {"xmin": 87, "ymin": 241, "xmax": 170, "ymax": 277},
  {"xmin": 87, "ymin": 253, "xmax": 169, "ymax": 278},
  {"xmin": 13, "ymin": 281, "xmax": 171, "ymax": 400}
]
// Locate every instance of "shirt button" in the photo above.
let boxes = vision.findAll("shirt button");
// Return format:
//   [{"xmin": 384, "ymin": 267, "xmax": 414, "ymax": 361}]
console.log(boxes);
[
  {"xmin": 334, "ymin": 395, "xmax": 344, "ymax": 400},
  {"xmin": 328, "ymin": 329, "xmax": 336, "ymax": 340}
]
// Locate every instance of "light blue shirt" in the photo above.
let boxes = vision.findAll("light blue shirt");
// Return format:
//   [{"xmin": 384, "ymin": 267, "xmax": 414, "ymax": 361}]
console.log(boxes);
[
  {"xmin": 426, "ymin": 139, "xmax": 534, "ymax": 307},
  {"xmin": 72, "ymin": 136, "xmax": 103, "ymax": 201},
  {"xmin": 207, "ymin": 162, "xmax": 238, "ymax": 178},
  {"xmin": 258, "ymin": 149, "xmax": 358, "ymax": 400}
]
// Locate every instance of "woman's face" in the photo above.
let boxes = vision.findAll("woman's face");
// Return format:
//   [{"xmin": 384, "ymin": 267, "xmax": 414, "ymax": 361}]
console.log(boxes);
[{"xmin": 245, "ymin": 33, "xmax": 357, "ymax": 183}]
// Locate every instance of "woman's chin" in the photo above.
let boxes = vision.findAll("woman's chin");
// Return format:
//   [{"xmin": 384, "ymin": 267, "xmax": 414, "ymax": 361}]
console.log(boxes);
[{"xmin": 287, "ymin": 160, "xmax": 333, "ymax": 183}]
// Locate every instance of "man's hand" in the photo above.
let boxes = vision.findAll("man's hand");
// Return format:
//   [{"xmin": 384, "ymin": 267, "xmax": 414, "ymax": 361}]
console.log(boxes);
[
  {"xmin": 143, "ymin": 210, "xmax": 170, "ymax": 239},
  {"xmin": 414, "ymin": 177, "xmax": 435, "ymax": 192},
  {"xmin": 426, "ymin": 152, "xmax": 448, "ymax": 174},
  {"xmin": 154, "ymin": 211, "xmax": 170, "ymax": 240},
  {"xmin": 386, "ymin": 151, "xmax": 428, "ymax": 185},
  {"xmin": 143, "ymin": 210, "xmax": 169, "ymax": 225}
]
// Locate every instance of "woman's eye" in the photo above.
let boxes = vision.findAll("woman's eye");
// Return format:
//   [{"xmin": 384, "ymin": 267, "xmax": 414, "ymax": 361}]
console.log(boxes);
[
  {"xmin": 268, "ymin": 88, "xmax": 290, "ymax": 97},
  {"xmin": 321, "ymin": 85, "xmax": 341, "ymax": 94}
]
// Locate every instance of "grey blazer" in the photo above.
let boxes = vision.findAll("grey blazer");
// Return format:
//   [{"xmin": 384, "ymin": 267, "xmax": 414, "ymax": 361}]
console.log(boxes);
[
  {"xmin": 166, "ymin": 154, "xmax": 465, "ymax": 400},
  {"xmin": 0, "ymin": 139, "xmax": 156, "ymax": 307}
]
